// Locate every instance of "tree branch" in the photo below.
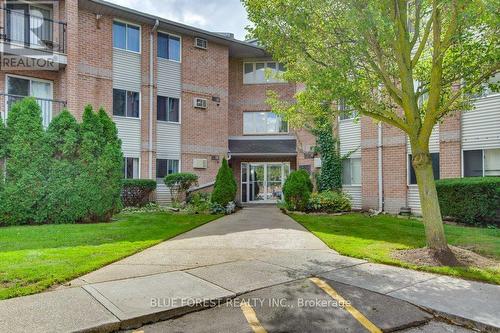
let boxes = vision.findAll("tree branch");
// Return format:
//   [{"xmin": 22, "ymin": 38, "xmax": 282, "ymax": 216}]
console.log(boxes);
[{"xmin": 411, "ymin": 12, "xmax": 433, "ymax": 67}]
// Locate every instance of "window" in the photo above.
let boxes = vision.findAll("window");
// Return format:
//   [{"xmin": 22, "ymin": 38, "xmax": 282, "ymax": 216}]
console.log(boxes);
[
  {"xmin": 342, "ymin": 158, "xmax": 361, "ymax": 185},
  {"xmin": 7, "ymin": 75, "xmax": 53, "ymax": 127},
  {"xmin": 464, "ymin": 149, "xmax": 500, "ymax": 177},
  {"xmin": 243, "ymin": 61, "xmax": 286, "ymax": 84},
  {"xmin": 158, "ymin": 33, "xmax": 181, "ymax": 61},
  {"xmin": 243, "ymin": 112, "xmax": 288, "ymax": 134},
  {"xmin": 157, "ymin": 96, "xmax": 179, "ymax": 122},
  {"xmin": 113, "ymin": 21, "xmax": 140, "ymax": 52},
  {"xmin": 408, "ymin": 153, "xmax": 440, "ymax": 185},
  {"xmin": 123, "ymin": 157, "xmax": 139, "ymax": 179},
  {"xmin": 113, "ymin": 89, "xmax": 139, "ymax": 118},
  {"xmin": 338, "ymin": 100, "xmax": 358, "ymax": 120},
  {"xmin": 156, "ymin": 159, "xmax": 179, "ymax": 180}
]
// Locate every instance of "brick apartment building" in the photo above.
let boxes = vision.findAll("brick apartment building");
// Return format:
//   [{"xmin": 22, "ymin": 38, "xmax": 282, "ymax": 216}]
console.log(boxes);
[{"xmin": 0, "ymin": 0, "xmax": 498, "ymax": 214}]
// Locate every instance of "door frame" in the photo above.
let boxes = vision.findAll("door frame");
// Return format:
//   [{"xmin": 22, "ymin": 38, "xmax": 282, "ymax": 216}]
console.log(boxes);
[{"xmin": 241, "ymin": 162, "xmax": 290, "ymax": 203}]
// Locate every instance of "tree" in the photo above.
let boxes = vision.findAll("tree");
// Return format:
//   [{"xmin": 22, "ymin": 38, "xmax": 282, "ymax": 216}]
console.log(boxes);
[
  {"xmin": 283, "ymin": 169, "xmax": 313, "ymax": 211},
  {"xmin": 164, "ymin": 173, "xmax": 199, "ymax": 204},
  {"xmin": 0, "ymin": 98, "xmax": 50, "ymax": 225},
  {"xmin": 211, "ymin": 158, "xmax": 237, "ymax": 206},
  {"xmin": 243, "ymin": 0, "xmax": 499, "ymax": 262}
]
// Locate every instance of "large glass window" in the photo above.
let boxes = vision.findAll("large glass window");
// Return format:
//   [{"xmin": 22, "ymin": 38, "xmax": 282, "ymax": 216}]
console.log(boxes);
[
  {"xmin": 243, "ymin": 61, "xmax": 286, "ymax": 84},
  {"xmin": 158, "ymin": 33, "xmax": 181, "ymax": 61},
  {"xmin": 342, "ymin": 158, "xmax": 361, "ymax": 185},
  {"xmin": 113, "ymin": 89, "xmax": 139, "ymax": 118},
  {"xmin": 464, "ymin": 149, "xmax": 500, "ymax": 177},
  {"xmin": 113, "ymin": 21, "xmax": 140, "ymax": 52},
  {"xmin": 243, "ymin": 112, "xmax": 288, "ymax": 134},
  {"xmin": 123, "ymin": 157, "xmax": 139, "ymax": 179},
  {"xmin": 408, "ymin": 153, "xmax": 440, "ymax": 185},
  {"xmin": 157, "ymin": 96, "xmax": 179, "ymax": 122},
  {"xmin": 338, "ymin": 100, "xmax": 358, "ymax": 120},
  {"xmin": 156, "ymin": 159, "xmax": 179, "ymax": 181}
]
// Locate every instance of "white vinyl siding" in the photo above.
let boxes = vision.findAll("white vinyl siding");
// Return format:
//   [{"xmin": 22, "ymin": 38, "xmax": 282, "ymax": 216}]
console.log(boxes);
[
  {"xmin": 338, "ymin": 118, "xmax": 361, "ymax": 207},
  {"xmin": 113, "ymin": 48, "xmax": 141, "ymax": 92},
  {"xmin": 343, "ymin": 186, "xmax": 362, "ymax": 209},
  {"xmin": 461, "ymin": 94, "xmax": 500, "ymax": 151},
  {"xmin": 157, "ymin": 58, "xmax": 181, "ymax": 98},
  {"xmin": 408, "ymin": 185, "xmax": 421, "ymax": 215},
  {"xmin": 156, "ymin": 122, "xmax": 181, "ymax": 159},
  {"xmin": 113, "ymin": 117, "xmax": 141, "ymax": 158}
]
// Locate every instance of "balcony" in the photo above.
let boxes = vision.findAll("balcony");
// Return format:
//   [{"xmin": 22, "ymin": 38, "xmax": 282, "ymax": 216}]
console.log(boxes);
[
  {"xmin": 0, "ymin": 5, "xmax": 67, "ymax": 66},
  {"xmin": 0, "ymin": 93, "xmax": 67, "ymax": 127}
]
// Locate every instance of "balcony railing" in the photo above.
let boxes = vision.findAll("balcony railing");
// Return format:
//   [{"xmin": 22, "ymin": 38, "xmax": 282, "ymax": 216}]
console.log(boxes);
[
  {"xmin": 1, "ymin": 6, "xmax": 67, "ymax": 54},
  {"xmin": 0, "ymin": 93, "xmax": 67, "ymax": 127}
]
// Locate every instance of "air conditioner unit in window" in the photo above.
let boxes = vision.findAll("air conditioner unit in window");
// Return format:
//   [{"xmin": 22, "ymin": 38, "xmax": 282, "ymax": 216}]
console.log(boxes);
[
  {"xmin": 193, "ymin": 97, "xmax": 208, "ymax": 109},
  {"xmin": 193, "ymin": 158, "xmax": 208, "ymax": 169},
  {"xmin": 194, "ymin": 37, "xmax": 208, "ymax": 49},
  {"xmin": 313, "ymin": 157, "xmax": 322, "ymax": 168}
]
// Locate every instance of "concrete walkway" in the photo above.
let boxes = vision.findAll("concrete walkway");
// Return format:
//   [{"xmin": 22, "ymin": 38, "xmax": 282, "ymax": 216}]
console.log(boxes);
[{"xmin": 0, "ymin": 206, "xmax": 499, "ymax": 332}]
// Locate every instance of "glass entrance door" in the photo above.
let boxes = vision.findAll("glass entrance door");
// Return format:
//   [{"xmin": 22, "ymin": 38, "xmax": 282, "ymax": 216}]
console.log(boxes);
[{"xmin": 241, "ymin": 162, "xmax": 290, "ymax": 203}]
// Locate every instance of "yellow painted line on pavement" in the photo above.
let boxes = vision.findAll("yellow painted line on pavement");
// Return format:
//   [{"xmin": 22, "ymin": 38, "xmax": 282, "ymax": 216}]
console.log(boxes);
[
  {"xmin": 310, "ymin": 277, "xmax": 382, "ymax": 333},
  {"xmin": 240, "ymin": 301, "xmax": 268, "ymax": 333}
]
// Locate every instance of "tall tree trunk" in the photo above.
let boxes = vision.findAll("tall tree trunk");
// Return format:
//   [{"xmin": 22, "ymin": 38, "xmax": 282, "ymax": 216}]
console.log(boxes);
[{"xmin": 412, "ymin": 148, "xmax": 457, "ymax": 265}]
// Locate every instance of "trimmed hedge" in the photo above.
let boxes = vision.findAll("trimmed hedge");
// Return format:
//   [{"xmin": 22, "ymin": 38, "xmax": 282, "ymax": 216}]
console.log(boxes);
[
  {"xmin": 122, "ymin": 179, "xmax": 157, "ymax": 207},
  {"xmin": 436, "ymin": 177, "xmax": 500, "ymax": 226},
  {"xmin": 283, "ymin": 169, "xmax": 313, "ymax": 211},
  {"xmin": 211, "ymin": 158, "xmax": 237, "ymax": 206},
  {"xmin": 308, "ymin": 190, "xmax": 352, "ymax": 213}
]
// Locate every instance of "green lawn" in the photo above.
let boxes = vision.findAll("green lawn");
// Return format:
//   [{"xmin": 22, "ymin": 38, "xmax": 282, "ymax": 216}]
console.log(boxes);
[
  {"xmin": 290, "ymin": 213, "xmax": 500, "ymax": 284},
  {"xmin": 0, "ymin": 212, "xmax": 221, "ymax": 300}
]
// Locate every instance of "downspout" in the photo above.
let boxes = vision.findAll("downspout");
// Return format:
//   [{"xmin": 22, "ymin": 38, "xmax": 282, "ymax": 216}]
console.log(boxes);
[
  {"xmin": 149, "ymin": 19, "xmax": 159, "ymax": 179},
  {"xmin": 377, "ymin": 122, "xmax": 383, "ymax": 212}
]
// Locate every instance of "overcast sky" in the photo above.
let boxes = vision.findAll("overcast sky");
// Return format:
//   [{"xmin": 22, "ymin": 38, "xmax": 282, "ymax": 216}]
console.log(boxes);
[{"xmin": 107, "ymin": 0, "xmax": 251, "ymax": 40}]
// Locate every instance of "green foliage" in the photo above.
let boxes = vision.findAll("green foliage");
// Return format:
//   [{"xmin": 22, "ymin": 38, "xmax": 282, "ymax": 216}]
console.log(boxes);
[
  {"xmin": 0, "ymin": 120, "xmax": 7, "ymax": 159},
  {"xmin": 308, "ymin": 190, "xmax": 352, "ymax": 213},
  {"xmin": 436, "ymin": 177, "xmax": 500, "ymax": 226},
  {"xmin": 283, "ymin": 169, "xmax": 313, "ymax": 211},
  {"xmin": 186, "ymin": 192, "xmax": 212, "ymax": 214},
  {"xmin": 211, "ymin": 158, "xmax": 237, "ymax": 206},
  {"xmin": 0, "ymin": 98, "xmax": 49, "ymax": 225},
  {"xmin": 0, "ymin": 99, "xmax": 123, "ymax": 225},
  {"xmin": 312, "ymin": 116, "xmax": 342, "ymax": 191},
  {"xmin": 164, "ymin": 172, "xmax": 199, "ymax": 203},
  {"xmin": 122, "ymin": 179, "xmax": 157, "ymax": 207}
]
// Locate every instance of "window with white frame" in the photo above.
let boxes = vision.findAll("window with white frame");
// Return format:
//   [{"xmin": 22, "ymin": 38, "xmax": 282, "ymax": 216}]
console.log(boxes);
[
  {"xmin": 113, "ymin": 89, "xmax": 139, "ymax": 118},
  {"xmin": 464, "ymin": 148, "xmax": 500, "ymax": 177},
  {"xmin": 156, "ymin": 159, "xmax": 179, "ymax": 181},
  {"xmin": 113, "ymin": 21, "xmax": 140, "ymax": 52},
  {"xmin": 243, "ymin": 111, "xmax": 288, "ymax": 134},
  {"xmin": 408, "ymin": 153, "xmax": 440, "ymax": 185},
  {"xmin": 157, "ymin": 96, "xmax": 179, "ymax": 122},
  {"xmin": 342, "ymin": 158, "xmax": 361, "ymax": 185},
  {"xmin": 6, "ymin": 75, "xmax": 53, "ymax": 127},
  {"xmin": 157, "ymin": 32, "xmax": 180, "ymax": 61},
  {"xmin": 123, "ymin": 157, "xmax": 139, "ymax": 179},
  {"xmin": 243, "ymin": 61, "xmax": 286, "ymax": 84}
]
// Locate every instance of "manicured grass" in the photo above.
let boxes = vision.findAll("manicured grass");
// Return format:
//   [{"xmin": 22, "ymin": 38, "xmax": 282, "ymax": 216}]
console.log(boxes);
[
  {"xmin": 290, "ymin": 213, "xmax": 500, "ymax": 284},
  {"xmin": 0, "ymin": 212, "xmax": 221, "ymax": 300}
]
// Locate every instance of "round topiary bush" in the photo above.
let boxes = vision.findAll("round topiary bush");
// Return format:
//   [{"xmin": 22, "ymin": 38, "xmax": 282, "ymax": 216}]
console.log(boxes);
[
  {"xmin": 211, "ymin": 158, "xmax": 237, "ymax": 207},
  {"xmin": 283, "ymin": 169, "xmax": 313, "ymax": 211}
]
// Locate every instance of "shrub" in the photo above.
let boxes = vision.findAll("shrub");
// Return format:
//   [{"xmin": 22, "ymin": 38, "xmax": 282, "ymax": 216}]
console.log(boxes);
[
  {"xmin": 0, "ymin": 100, "xmax": 123, "ymax": 226},
  {"xmin": 186, "ymin": 192, "xmax": 212, "ymax": 214},
  {"xmin": 164, "ymin": 172, "xmax": 199, "ymax": 203},
  {"xmin": 308, "ymin": 190, "xmax": 352, "ymax": 213},
  {"xmin": 122, "ymin": 179, "xmax": 157, "ymax": 207},
  {"xmin": 211, "ymin": 158, "xmax": 237, "ymax": 206},
  {"xmin": 436, "ymin": 177, "xmax": 500, "ymax": 226},
  {"xmin": 0, "ymin": 98, "xmax": 50, "ymax": 225},
  {"xmin": 283, "ymin": 169, "xmax": 313, "ymax": 211}
]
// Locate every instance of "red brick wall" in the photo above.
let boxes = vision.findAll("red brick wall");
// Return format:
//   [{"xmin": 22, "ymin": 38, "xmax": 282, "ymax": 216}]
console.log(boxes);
[
  {"xmin": 440, "ymin": 113, "xmax": 461, "ymax": 178},
  {"xmin": 181, "ymin": 36, "xmax": 229, "ymax": 184},
  {"xmin": 361, "ymin": 116, "xmax": 380, "ymax": 210}
]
